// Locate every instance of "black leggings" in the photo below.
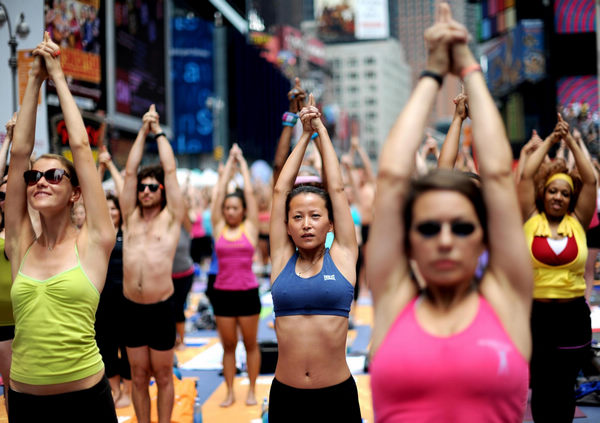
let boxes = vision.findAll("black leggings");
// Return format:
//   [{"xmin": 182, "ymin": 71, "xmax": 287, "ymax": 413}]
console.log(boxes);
[
  {"xmin": 173, "ymin": 272, "xmax": 195, "ymax": 323},
  {"xmin": 530, "ymin": 297, "xmax": 591, "ymax": 422},
  {"xmin": 268, "ymin": 376, "xmax": 362, "ymax": 422},
  {"xmin": 8, "ymin": 376, "xmax": 117, "ymax": 423}
]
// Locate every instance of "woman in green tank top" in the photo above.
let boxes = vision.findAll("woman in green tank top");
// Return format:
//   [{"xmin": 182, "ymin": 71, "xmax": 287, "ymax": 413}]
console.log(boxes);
[{"xmin": 5, "ymin": 32, "xmax": 117, "ymax": 422}]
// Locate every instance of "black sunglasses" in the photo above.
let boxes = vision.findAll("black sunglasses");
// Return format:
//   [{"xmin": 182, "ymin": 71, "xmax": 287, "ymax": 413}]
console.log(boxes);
[
  {"xmin": 414, "ymin": 221, "xmax": 477, "ymax": 238},
  {"xmin": 0, "ymin": 192, "xmax": 5, "ymax": 201},
  {"xmin": 137, "ymin": 183, "xmax": 163, "ymax": 192},
  {"xmin": 23, "ymin": 168, "xmax": 71, "ymax": 186}
]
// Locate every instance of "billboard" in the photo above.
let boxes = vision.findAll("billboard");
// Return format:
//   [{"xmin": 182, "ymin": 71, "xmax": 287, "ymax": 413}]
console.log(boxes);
[
  {"xmin": 171, "ymin": 17, "xmax": 213, "ymax": 154},
  {"xmin": 555, "ymin": 0, "xmax": 595, "ymax": 34},
  {"xmin": 113, "ymin": 0, "xmax": 166, "ymax": 123},
  {"xmin": 315, "ymin": 0, "xmax": 389, "ymax": 43},
  {"xmin": 44, "ymin": 0, "xmax": 103, "ymax": 105}
]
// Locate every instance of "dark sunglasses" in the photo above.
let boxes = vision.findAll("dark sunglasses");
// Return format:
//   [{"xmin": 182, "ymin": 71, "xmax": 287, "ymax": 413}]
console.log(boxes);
[
  {"xmin": 414, "ymin": 221, "xmax": 477, "ymax": 238},
  {"xmin": 23, "ymin": 168, "xmax": 70, "ymax": 186},
  {"xmin": 0, "ymin": 192, "xmax": 5, "ymax": 201},
  {"xmin": 137, "ymin": 183, "xmax": 163, "ymax": 192}
]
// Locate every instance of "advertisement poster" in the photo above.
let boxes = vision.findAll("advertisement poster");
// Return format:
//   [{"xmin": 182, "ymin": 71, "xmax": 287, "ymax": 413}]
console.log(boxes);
[
  {"xmin": 315, "ymin": 0, "xmax": 389, "ymax": 42},
  {"xmin": 114, "ymin": 0, "xmax": 166, "ymax": 122},
  {"xmin": 44, "ymin": 0, "xmax": 104, "ymax": 155},
  {"xmin": 171, "ymin": 17, "xmax": 213, "ymax": 154}
]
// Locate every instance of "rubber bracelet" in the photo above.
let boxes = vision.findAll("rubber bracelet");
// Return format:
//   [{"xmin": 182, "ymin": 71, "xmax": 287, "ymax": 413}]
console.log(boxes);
[
  {"xmin": 419, "ymin": 70, "xmax": 443, "ymax": 87},
  {"xmin": 282, "ymin": 112, "xmax": 298, "ymax": 126},
  {"xmin": 311, "ymin": 132, "xmax": 318, "ymax": 140},
  {"xmin": 154, "ymin": 132, "xmax": 167, "ymax": 139},
  {"xmin": 460, "ymin": 64, "xmax": 482, "ymax": 80}
]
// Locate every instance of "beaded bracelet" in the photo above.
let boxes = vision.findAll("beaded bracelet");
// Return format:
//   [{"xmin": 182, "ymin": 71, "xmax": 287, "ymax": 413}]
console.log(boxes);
[{"xmin": 282, "ymin": 112, "xmax": 298, "ymax": 127}]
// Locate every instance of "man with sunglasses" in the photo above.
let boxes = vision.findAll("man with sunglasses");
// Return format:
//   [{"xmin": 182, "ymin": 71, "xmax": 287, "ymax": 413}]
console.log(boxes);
[{"xmin": 119, "ymin": 104, "xmax": 185, "ymax": 423}]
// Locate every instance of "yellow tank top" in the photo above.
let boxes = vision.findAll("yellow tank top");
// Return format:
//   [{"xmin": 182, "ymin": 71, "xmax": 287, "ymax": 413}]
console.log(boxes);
[
  {"xmin": 10, "ymin": 244, "xmax": 104, "ymax": 385},
  {"xmin": 523, "ymin": 213, "xmax": 587, "ymax": 299},
  {"xmin": 0, "ymin": 238, "xmax": 13, "ymax": 326}
]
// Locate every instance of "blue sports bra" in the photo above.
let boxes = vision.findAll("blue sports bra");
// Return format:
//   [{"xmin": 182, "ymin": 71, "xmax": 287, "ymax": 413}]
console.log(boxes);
[{"xmin": 272, "ymin": 249, "xmax": 354, "ymax": 318}]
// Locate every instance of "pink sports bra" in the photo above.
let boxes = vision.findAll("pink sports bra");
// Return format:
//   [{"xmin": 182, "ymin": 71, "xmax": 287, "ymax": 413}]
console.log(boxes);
[{"xmin": 370, "ymin": 295, "xmax": 529, "ymax": 423}]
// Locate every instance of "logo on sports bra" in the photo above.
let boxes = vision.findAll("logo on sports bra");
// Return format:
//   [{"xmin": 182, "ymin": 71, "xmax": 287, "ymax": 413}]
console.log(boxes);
[{"xmin": 324, "ymin": 274, "xmax": 336, "ymax": 281}]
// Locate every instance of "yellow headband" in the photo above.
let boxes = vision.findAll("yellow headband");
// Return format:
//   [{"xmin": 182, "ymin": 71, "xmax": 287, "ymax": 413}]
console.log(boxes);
[{"xmin": 545, "ymin": 173, "xmax": 573, "ymax": 191}]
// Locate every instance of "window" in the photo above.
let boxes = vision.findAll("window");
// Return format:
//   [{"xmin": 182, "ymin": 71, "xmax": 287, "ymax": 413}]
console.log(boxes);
[
  {"xmin": 347, "ymin": 57, "xmax": 358, "ymax": 67},
  {"xmin": 364, "ymin": 56, "xmax": 376, "ymax": 65}
]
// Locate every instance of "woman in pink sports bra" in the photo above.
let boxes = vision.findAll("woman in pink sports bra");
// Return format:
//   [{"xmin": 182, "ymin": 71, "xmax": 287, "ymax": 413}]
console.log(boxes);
[
  {"xmin": 368, "ymin": 4, "xmax": 533, "ymax": 422},
  {"xmin": 210, "ymin": 143, "xmax": 261, "ymax": 407}
]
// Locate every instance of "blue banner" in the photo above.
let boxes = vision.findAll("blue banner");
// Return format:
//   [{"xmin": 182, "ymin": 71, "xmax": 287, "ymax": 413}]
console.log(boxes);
[
  {"xmin": 484, "ymin": 20, "xmax": 545, "ymax": 96},
  {"xmin": 171, "ymin": 18, "xmax": 213, "ymax": 153}
]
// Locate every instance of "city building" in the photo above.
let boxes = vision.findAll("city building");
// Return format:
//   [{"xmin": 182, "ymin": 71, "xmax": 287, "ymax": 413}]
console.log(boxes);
[{"xmin": 327, "ymin": 39, "xmax": 411, "ymax": 159}]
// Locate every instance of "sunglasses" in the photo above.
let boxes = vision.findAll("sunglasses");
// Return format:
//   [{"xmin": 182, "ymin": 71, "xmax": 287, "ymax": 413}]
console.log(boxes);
[
  {"xmin": 23, "ymin": 168, "xmax": 70, "ymax": 186},
  {"xmin": 137, "ymin": 183, "xmax": 163, "ymax": 192},
  {"xmin": 0, "ymin": 192, "xmax": 5, "ymax": 201},
  {"xmin": 414, "ymin": 221, "xmax": 477, "ymax": 238}
]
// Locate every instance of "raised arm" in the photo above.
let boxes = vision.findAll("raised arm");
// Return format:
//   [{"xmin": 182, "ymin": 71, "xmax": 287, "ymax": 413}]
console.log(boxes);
[
  {"xmin": 210, "ymin": 147, "xmax": 236, "ymax": 234},
  {"xmin": 368, "ymin": 4, "xmax": 467, "ymax": 304},
  {"xmin": 517, "ymin": 126, "xmax": 560, "ymax": 220},
  {"xmin": 5, "ymin": 40, "xmax": 48, "ymax": 264},
  {"xmin": 270, "ymin": 123, "xmax": 313, "ymax": 281},
  {"xmin": 306, "ymin": 95, "xmax": 357, "ymax": 267},
  {"xmin": 451, "ymin": 26, "xmax": 533, "ymax": 305},
  {"xmin": 559, "ymin": 116, "xmax": 597, "ymax": 227},
  {"xmin": 273, "ymin": 77, "xmax": 306, "ymax": 185},
  {"xmin": 0, "ymin": 114, "xmax": 16, "ymax": 179},
  {"xmin": 438, "ymin": 91, "xmax": 468, "ymax": 169},
  {"xmin": 98, "ymin": 146, "xmax": 124, "ymax": 196},
  {"xmin": 351, "ymin": 134, "xmax": 375, "ymax": 185},
  {"xmin": 149, "ymin": 107, "xmax": 184, "ymax": 225},
  {"xmin": 39, "ymin": 32, "xmax": 114, "ymax": 253},
  {"xmin": 120, "ymin": 109, "xmax": 152, "ymax": 220},
  {"xmin": 234, "ymin": 145, "xmax": 259, "ymax": 242}
]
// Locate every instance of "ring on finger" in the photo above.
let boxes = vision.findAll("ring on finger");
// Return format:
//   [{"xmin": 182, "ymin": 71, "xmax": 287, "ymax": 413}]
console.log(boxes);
[{"xmin": 53, "ymin": 49, "xmax": 61, "ymax": 57}]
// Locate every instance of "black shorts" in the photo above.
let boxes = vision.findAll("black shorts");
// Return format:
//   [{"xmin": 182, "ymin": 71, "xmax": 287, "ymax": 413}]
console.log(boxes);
[
  {"xmin": 211, "ymin": 287, "xmax": 261, "ymax": 317},
  {"xmin": 0, "ymin": 324, "xmax": 14, "ymax": 341},
  {"xmin": 587, "ymin": 223, "xmax": 600, "ymax": 249},
  {"xmin": 8, "ymin": 376, "xmax": 117, "ymax": 423},
  {"xmin": 123, "ymin": 295, "xmax": 176, "ymax": 351},
  {"xmin": 268, "ymin": 376, "xmax": 362, "ymax": 422},
  {"xmin": 191, "ymin": 236, "xmax": 213, "ymax": 263}
]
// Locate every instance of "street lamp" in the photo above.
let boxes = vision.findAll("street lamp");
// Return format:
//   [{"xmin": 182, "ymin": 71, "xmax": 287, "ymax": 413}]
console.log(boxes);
[{"xmin": 0, "ymin": 2, "xmax": 30, "ymax": 114}]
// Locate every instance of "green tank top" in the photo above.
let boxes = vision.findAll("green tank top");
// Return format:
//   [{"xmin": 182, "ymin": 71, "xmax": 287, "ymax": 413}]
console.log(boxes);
[
  {"xmin": 0, "ymin": 238, "xmax": 13, "ymax": 326},
  {"xmin": 10, "ymin": 244, "xmax": 104, "ymax": 385}
]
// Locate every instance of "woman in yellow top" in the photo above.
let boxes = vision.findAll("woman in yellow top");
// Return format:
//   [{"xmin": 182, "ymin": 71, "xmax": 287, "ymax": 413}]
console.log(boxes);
[
  {"xmin": 518, "ymin": 114, "xmax": 597, "ymax": 422},
  {"xmin": 6, "ymin": 32, "xmax": 116, "ymax": 422}
]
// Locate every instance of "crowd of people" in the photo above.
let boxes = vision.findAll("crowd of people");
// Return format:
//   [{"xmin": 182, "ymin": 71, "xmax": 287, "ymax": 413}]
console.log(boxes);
[{"xmin": 1, "ymin": 3, "xmax": 599, "ymax": 422}]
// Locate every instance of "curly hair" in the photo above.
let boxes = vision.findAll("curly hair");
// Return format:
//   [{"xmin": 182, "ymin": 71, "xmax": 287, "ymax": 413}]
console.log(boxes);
[{"xmin": 533, "ymin": 158, "xmax": 582, "ymax": 213}]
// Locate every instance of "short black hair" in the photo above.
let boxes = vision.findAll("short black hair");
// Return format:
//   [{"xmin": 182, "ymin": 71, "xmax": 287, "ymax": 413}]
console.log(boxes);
[{"xmin": 285, "ymin": 184, "xmax": 333, "ymax": 223}]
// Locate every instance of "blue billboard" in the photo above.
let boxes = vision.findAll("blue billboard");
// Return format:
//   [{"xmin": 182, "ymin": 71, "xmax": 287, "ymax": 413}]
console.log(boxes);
[{"xmin": 171, "ymin": 17, "xmax": 213, "ymax": 153}]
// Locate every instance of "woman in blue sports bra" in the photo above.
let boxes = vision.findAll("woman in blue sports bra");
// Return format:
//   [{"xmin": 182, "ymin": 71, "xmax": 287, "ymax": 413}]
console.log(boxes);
[
  {"xmin": 5, "ymin": 32, "xmax": 117, "ymax": 422},
  {"xmin": 269, "ymin": 94, "xmax": 361, "ymax": 422}
]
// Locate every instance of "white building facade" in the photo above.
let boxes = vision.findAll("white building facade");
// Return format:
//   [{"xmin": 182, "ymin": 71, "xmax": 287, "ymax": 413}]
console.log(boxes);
[{"xmin": 327, "ymin": 38, "xmax": 411, "ymax": 161}]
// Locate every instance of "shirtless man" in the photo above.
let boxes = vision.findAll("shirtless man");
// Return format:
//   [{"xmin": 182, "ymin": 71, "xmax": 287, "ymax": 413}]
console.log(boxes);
[{"xmin": 120, "ymin": 105, "xmax": 184, "ymax": 423}]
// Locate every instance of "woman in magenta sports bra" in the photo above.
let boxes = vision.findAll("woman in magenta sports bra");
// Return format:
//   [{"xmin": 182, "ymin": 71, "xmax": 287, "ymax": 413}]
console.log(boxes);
[
  {"xmin": 269, "ymin": 94, "xmax": 360, "ymax": 422},
  {"xmin": 368, "ymin": 5, "xmax": 533, "ymax": 422},
  {"xmin": 6, "ymin": 32, "xmax": 116, "ymax": 422},
  {"xmin": 210, "ymin": 143, "xmax": 261, "ymax": 407},
  {"xmin": 518, "ymin": 115, "xmax": 596, "ymax": 421}
]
